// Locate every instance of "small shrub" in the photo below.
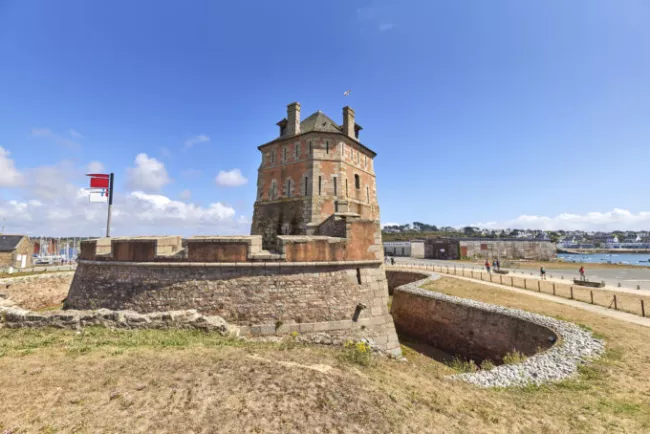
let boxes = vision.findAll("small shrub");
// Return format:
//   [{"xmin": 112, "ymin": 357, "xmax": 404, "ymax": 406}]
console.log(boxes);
[
  {"xmin": 448, "ymin": 357, "xmax": 478, "ymax": 373},
  {"xmin": 341, "ymin": 340, "xmax": 373, "ymax": 367},
  {"xmin": 503, "ymin": 350, "xmax": 527, "ymax": 365},
  {"xmin": 480, "ymin": 359, "xmax": 496, "ymax": 371},
  {"xmin": 275, "ymin": 320, "xmax": 283, "ymax": 331}
]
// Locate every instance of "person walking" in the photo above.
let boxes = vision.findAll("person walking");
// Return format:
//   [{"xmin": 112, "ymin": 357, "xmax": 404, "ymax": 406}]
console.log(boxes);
[
  {"xmin": 495, "ymin": 259, "xmax": 500, "ymax": 270},
  {"xmin": 540, "ymin": 266, "xmax": 547, "ymax": 280},
  {"xmin": 390, "ymin": 256, "xmax": 395, "ymax": 266},
  {"xmin": 579, "ymin": 266, "xmax": 586, "ymax": 281},
  {"xmin": 485, "ymin": 260, "xmax": 491, "ymax": 273}
]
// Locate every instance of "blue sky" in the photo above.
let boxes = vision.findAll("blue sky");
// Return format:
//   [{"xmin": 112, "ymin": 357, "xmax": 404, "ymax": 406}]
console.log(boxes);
[{"xmin": 0, "ymin": 0, "xmax": 649, "ymax": 236}]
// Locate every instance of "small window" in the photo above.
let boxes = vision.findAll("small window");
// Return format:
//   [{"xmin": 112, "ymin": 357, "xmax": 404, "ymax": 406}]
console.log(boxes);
[
  {"xmin": 270, "ymin": 150, "xmax": 275, "ymax": 164},
  {"xmin": 318, "ymin": 176, "xmax": 322, "ymax": 196},
  {"xmin": 364, "ymin": 155, "xmax": 367, "ymax": 168},
  {"xmin": 345, "ymin": 179, "xmax": 349, "ymax": 197},
  {"xmin": 280, "ymin": 126, "xmax": 286, "ymax": 136},
  {"xmin": 355, "ymin": 174, "xmax": 360, "ymax": 189},
  {"xmin": 309, "ymin": 141, "xmax": 312, "ymax": 154},
  {"xmin": 326, "ymin": 141, "xmax": 329, "ymax": 154},
  {"xmin": 333, "ymin": 177, "xmax": 337, "ymax": 196},
  {"xmin": 286, "ymin": 179, "xmax": 292, "ymax": 198},
  {"xmin": 282, "ymin": 147, "xmax": 287, "ymax": 163},
  {"xmin": 304, "ymin": 176, "xmax": 308, "ymax": 196},
  {"xmin": 295, "ymin": 143, "xmax": 301, "ymax": 159},
  {"xmin": 366, "ymin": 186, "xmax": 370, "ymax": 203}
]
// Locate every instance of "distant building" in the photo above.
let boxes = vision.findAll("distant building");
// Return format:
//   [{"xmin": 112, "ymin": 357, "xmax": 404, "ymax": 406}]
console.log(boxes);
[
  {"xmin": 0, "ymin": 235, "xmax": 34, "ymax": 270},
  {"xmin": 410, "ymin": 240, "xmax": 425, "ymax": 258},
  {"xmin": 423, "ymin": 237, "xmax": 555, "ymax": 260},
  {"xmin": 384, "ymin": 241, "xmax": 411, "ymax": 257}
]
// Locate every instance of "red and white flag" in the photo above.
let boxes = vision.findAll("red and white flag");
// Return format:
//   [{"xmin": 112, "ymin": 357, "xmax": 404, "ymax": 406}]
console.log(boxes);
[{"xmin": 86, "ymin": 174, "xmax": 110, "ymax": 203}]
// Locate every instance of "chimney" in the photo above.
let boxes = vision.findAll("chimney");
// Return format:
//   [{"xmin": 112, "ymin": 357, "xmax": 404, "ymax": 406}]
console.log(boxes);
[
  {"xmin": 342, "ymin": 106, "xmax": 355, "ymax": 138},
  {"xmin": 286, "ymin": 102, "xmax": 301, "ymax": 136}
]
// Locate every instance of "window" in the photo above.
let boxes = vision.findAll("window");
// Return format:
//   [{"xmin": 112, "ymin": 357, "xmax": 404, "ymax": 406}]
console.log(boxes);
[
  {"xmin": 309, "ymin": 141, "xmax": 312, "ymax": 154},
  {"xmin": 355, "ymin": 174, "xmax": 360, "ymax": 189},
  {"xmin": 280, "ymin": 126, "xmax": 286, "ymax": 136},
  {"xmin": 326, "ymin": 141, "xmax": 329, "ymax": 154},
  {"xmin": 304, "ymin": 176, "xmax": 309, "ymax": 196},
  {"xmin": 366, "ymin": 186, "xmax": 370, "ymax": 203},
  {"xmin": 318, "ymin": 176, "xmax": 322, "ymax": 195},
  {"xmin": 270, "ymin": 150, "xmax": 275, "ymax": 164},
  {"xmin": 345, "ymin": 179, "xmax": 349, "ymax": 197},
  {"xmin": 333, "ymin": 177, "xmax": 337, "ymax": 196},
  {"xmin": 364, "ymin": 155, "xmax": 367, "ymax": 168},
  {"xmin": 270, "ymin": 180, "xmax": 277, "ymax": 200},
  {"xmin": 286, "ymin": 179, "xmax": 292, "ymax": 198},
  {"xmin": 282, "ymin": 147, "xmax": 287, "ymax": 163},
  {"xmin": 295, "ymin": 143, "xmax": 301, "ymax": 159}
]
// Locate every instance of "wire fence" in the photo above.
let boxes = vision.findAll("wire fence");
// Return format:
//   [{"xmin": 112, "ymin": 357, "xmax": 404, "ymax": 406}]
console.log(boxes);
[{"xmin": 389, "ymin": 261, "xmax": 650, "ymax": 318}]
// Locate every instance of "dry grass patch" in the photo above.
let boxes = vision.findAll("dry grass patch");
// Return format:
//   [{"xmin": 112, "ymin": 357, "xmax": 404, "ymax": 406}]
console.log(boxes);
[{"xmin": 2, "ymin": 279, "xmax": 650, "ymax": 432}]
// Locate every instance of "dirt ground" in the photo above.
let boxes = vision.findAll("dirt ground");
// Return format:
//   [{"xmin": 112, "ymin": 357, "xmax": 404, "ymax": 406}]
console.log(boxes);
[
  {"xmin": 2, "ymin": 277, "xmax": 650, "ymax": 432},
  {"xmin": 0, "ymin": 272, "xmax": 73, "ymax": 310}
]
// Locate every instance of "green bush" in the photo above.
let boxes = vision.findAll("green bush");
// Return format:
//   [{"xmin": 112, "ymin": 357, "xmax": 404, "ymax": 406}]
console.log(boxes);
[
  {"xmin": 341, "ymin": 340, "xmax": 373, "ymax": 367},
  {"xmin": 480, "ymin": 359, "xmax": 496, "ymax": 371},
  {"xmin": 503, "ymin": 350, "xmax": 527, "ymax": 365},
  {"xmin": 448, "ymin": 357, "xmax": 478, "ymax": 373}
]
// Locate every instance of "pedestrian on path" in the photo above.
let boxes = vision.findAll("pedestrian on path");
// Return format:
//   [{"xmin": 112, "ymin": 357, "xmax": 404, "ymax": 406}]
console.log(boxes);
[
  {"xmin": 485, "ymin": 260, "xmax": 491, "ymax": 273},
  {"xmin": 540, "ymin": 266, "xmax": 547, "ymax": 280},
  {"xmin": 390, "ymin": 256, "xmax": 395, "ymax": 266},
  {"xmin": 579, "ymin": 266, "xmax": 586, "ymax": 281}
]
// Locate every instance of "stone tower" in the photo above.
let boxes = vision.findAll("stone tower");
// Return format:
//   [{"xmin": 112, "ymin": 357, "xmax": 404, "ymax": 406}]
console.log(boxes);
[{"xmin": 251, "ymin": 102, "xmax": 380, "ymax": 249}]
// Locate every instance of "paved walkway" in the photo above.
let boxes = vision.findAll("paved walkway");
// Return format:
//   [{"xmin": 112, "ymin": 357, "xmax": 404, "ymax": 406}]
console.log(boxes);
[{"xmin": 391, "ymin": 265, "xmax": 650, "ymax": 328}]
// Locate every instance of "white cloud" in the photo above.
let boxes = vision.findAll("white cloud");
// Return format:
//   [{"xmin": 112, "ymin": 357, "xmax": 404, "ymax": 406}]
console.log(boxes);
[
  {"xmin": 472, "ymin": 209, "xmax": 650, "ymax": 231},
  {"xmin": 179, "ymin": 189, "xmax": 192, "ymax": 200},
  {"xmin": 215, "ymin": 169, "xmax": 247, "ymax": 187},
  {"xmin": 0, "ymin": 154, "xmax": 249, "ymax": 236},
  {"xmin": 86, "ymin": 161, "xmax": 105, "ymax": 173},
  {"xmin": 379, "ymin": 23, "xmax": 395, "ymax": 32},
  {"xmin": 0, "ymin": 147, "xmax": 24, "ymax": 187},
  {"xmin": 31, "ymin": 128, "xmax": 81, "ymax": 149},
  {"xmin": 126, "ymin": 153, "xmax": 171, "ymax": 192},
  {"xmin": 69, "ymin": 129, "xmax": 84, "ymax": 139},
  {"xmin": 183, "ymin": 134, "xmax": 210, "ymax": 149}
]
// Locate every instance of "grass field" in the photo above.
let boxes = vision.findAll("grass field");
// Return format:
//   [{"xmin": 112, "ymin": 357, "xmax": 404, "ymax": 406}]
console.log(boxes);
[{"xmin": 2, "ymin": 278, "xmax": 650, "ymax": 432}]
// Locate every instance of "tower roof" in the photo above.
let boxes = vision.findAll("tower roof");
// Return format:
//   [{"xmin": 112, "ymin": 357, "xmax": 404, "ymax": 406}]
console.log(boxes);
[{"xmin": 299, "ymin": 111, "xmax": 342, "ymax": 134}]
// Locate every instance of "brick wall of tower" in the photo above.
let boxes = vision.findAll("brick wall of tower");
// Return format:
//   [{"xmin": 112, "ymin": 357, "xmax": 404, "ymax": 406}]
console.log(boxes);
[{"xmin": 252, "ymin": 131, "xmax": 379, "ymax": 250}]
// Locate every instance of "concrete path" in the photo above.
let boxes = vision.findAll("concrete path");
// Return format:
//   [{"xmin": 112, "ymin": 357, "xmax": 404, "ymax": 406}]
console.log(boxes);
[
  {"xmin": 394, "ymin": 257, "xmax": 650, "ymax": 294},
  {"xmin": 391, "ymin": 265, "xmax": 650, "ymax": 328}
]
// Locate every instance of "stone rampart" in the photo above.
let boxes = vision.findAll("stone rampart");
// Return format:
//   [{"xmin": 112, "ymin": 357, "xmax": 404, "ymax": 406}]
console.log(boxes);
[
  {"xmin": 65, "ymin": 259, "xmax": 401, "ymax": 355},
  {"xmin": 387, "ymin": 270, "xmax": 604, "ymax": 387}
]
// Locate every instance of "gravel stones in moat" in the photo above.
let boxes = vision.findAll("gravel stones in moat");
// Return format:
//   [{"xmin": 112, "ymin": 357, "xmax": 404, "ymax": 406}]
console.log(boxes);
[{"xmin": 395, "ymin": 273, "xmax": 606, "ymax": 388}]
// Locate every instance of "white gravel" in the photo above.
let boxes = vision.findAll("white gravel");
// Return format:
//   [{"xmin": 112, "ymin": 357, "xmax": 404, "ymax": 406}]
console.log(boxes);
[{"xmin": 394, "ymin": 272, "xmax": 606, "ymax": 388}]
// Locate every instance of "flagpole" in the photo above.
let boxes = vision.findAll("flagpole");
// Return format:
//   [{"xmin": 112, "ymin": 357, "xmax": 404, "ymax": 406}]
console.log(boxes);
[{"xmin": 106, "ymin": 173, "xmax": 114, "ymax": 238}]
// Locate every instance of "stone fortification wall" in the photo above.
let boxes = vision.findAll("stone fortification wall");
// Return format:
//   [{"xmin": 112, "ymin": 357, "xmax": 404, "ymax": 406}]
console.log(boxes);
[
  {"xmin": 459, "ymin": 239, "xmax": 557, "ymax": 260},
  {"xmin": 391, "ymin": 285, "xmax": 556, "ymax": 364},
  {"xmin": 65, "ymin": 260, "xmax": 401, "ymax": 355},
  {"xmin": 387, "ymin": 270, "xmax": 604, "ymax": 387}
]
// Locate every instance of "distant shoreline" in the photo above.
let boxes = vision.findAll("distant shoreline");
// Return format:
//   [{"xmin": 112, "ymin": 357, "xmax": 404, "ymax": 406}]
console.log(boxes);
[{"xmin": 558, "ymin": 248, "xmax": 650, "ymax": 255}]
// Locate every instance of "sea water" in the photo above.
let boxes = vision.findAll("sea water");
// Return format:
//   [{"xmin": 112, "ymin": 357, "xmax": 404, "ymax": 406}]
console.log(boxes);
[{"xmin": 557, "ymin": 253, "xmax": 650, "ymax": 266}]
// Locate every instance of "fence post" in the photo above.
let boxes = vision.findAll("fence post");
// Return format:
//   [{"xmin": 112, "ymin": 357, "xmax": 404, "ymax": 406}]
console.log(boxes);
[
  {"xmin": 642, "ymin": 300, "xmax": 646, "ymax": 317},
  {"xmin": 590, "ymin": 291, "xmax": 594, "ymax": 304},
  {"xmin": 500, "ymin": 275, "xmax": 503, "ymax": 284},
  {"xmin": 614, "ymin": 295, "xmax": 617, "ymax": 310},
  {"xmin": 511, "ymin": 277, "xmax": 514, "ymax": 287},
  {"xmin": 454, "ymin": 266, "xmax": 457, "ymax": 275},
  {"xmin": 570, "ymin": 286, "xmax": 574, "ymax": 300},
  {"xmin": 552, "ymin": 283, "xmax": 556, "ymax": 296},
  {"xmin": 537, "ymin": 281, "xmax": 541, "ymax": 292},
  {"xmin": 524, "ymin": 279, "xmax": 527, "ymax": 289}
]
